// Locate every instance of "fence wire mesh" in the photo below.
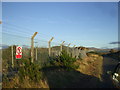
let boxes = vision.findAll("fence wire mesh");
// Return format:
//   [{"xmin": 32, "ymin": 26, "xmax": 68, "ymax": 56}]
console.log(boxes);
[
  {"xmin": 2, "ymin": 32, "xmax": 73, "ymax": 69},
  {"xmin": 2, "ymin": 31, "xmax": 89, "ymax": 72}
]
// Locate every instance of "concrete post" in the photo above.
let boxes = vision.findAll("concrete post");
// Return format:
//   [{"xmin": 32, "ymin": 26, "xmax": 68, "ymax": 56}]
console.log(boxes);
[
  {"xmin": 60, "ymin": 41, "xmax": 65, "ymax": 52},
  {"xmin": 67, "ymin": 43, "xmax": 71, "ymax": 54},
  {"xmin": 72, "ymin": 45, "xmax": 76, "ymax": 58},
  {"xmin": 31, "ymin": 32, "xmax": 38, "ymax": 63},
  {"xmin": 48, "ymin": 37, "xmax": 54, "ymax": 57}
]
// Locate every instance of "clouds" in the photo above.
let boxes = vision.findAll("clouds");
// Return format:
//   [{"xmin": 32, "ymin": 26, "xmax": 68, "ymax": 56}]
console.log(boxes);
[{"xmin": 109, "ymin": 41, "xmax": 120, "ymax": 44}]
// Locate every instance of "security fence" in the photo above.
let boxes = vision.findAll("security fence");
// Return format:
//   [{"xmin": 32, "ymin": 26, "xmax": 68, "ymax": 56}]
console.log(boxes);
[{"xmin": 2, "ymin": 31, "xmax": 90, "ymax": 73}]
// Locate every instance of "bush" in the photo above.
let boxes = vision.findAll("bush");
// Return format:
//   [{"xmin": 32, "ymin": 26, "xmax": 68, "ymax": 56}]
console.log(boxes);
[
  {"xmin": 49, "ymin": 50, "xmax": 79, "ymax": 70},
  {"xmin": 18, "ymin": 59, "xmax": 42, "ymax": 82}
]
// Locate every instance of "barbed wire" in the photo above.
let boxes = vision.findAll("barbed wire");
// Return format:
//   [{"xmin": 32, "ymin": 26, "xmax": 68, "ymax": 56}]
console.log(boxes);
[
  {"xmin": 1, "ymin": 31, "xmax": 101, "ymax": 49},
  {"xmin": 3, "ymin": 28, "xmax": 54, "ymax": 42},
  {"xmin": 2, "ymin": 21, "xmax": 73, "ymax": 44},
  {"xmin": 2, "ymin": 21, "xmax": 83, "ymax": 47},
  {"xmin": 2, "ymin": 31, "xmax": 31, "ymax": 39},
  {"xmin": 2, "ymin": 31, "xmax": 70, "ymax": 47},
  {"xmin": 3, "ymin": 28, "xmax": 33, "ymax": 37},
  {"xmin": 2, "ymin": 22, "xmax": 64, "ymax": 42},
  {"xmin": 3, "ymin": 21, "xmax": 53, "ymax": 38},
  {"xmin": 2, "ymin": 16, "xmax": 104, "ymax": 47},
  {"xmin": 1, "ymin": 31, "xmax": 69, "ymax": 48},
  {"xmin": 2, "ymin": 25, "xmax": 32, "ymax": 34},
  {"xmin": 2, "ymin": 32, "xmax": 31, "ymax": 46}
]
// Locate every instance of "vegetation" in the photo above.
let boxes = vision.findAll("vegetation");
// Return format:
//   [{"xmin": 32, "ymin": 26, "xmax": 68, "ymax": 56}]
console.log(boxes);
[
  {"xmin": 2, "ymin": 46, "xmax": 104, "ymax": 88},
  {"xmin": 18, "ymin": 59, "xmax": 42, "ymax": 83},
  {"xmin": 49, "ymin": 50, "xmax": 79, "ymax": 70}
]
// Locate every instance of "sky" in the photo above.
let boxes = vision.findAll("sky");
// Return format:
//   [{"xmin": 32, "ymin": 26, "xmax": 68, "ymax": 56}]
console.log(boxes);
[{"xmin": 2, "ymin": 2, "xmax": 119, "ymax": 48}]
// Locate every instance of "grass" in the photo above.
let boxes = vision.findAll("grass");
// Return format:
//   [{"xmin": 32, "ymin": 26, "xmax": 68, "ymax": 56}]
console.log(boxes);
[
  {"xmin": 76, "ymin": 54, "xmax": 103, "ymax": 79},
  {"xmin": 2, "ymin": 46, "xmax": 104, "ymax": 88},
  {"xmin": 42, "ymin": 66, "xmax": 102, "ymax": 88},
  {"xmin": 2, "ymin": 74, "xmax": 49, "ymax": 88}
]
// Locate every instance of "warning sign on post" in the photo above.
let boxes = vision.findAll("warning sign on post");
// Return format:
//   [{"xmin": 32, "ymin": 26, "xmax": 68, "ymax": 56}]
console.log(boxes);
[{"xmin": 16, "ymin": 46, "xmax": 22, "ymax": 59}]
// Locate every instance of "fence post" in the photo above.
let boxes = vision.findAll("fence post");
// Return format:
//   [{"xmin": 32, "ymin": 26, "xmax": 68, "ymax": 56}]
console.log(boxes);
[
  {"xmin": 48, "ymin": 37, "xmax": 54, "ymax": 57},
  {"xmin": 36, "ymin": 47, "xmax": 37, "ymax": 61},
  {"xmin": 34, "ymin": 42, "xmax": 38, "ymax": 61},
  {"xmin": 72, "ymin": 45, "xmax": 76, "ymax": 58},
  {"xmin": 67, "ymin": 43, "xmax": 71, "ymax": 54},
  {"xmin": 0, "ymin": 21, "xmax": 2, "ymax": 24},
  {"xmin": 11, "ymin": 45, "xmax": 14, "ymax": 68},
  {"xmin": 60, "ymin": 41, "xmax": 65, "ymax": 53},
  {"xmin": 31, "ymin": 32, "xmax": 38, "ymax": 63}
]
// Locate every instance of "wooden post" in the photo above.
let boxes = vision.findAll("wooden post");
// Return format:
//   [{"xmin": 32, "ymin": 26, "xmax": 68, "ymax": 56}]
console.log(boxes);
[
  {"xmin": 60, "ymin": 41, "xmax": 65, "ymax": 52},
  {"xmin": 67, "ymin": 43, "xmax": 71, "ymax": 54},
  {"xmin": 31, "ymin": 32, "xmax": 38, "ymax": 63},
  {"xmin": 72, "ymin": 45, "xmax": 76, "ymax": 58},
  {"xmin": 48, "ymin": 37, "xmax": 54, "ymax": 57},
  {"xmin": 11, "ymin": 45, "xmax": 14, "ymax": 68}
]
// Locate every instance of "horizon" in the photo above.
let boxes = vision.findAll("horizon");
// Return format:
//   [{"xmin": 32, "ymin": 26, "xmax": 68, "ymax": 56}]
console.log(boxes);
[{"xmin": 0, "ymin": 43, "xmax": 119, "ymax": 50}]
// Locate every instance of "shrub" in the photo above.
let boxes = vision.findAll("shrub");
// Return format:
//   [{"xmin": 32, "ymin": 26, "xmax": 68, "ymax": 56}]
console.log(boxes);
[
  {"xmin": 49, "ymin": 50, "xmax": 79, "ymax": 70},
  {"xmin": 18, "ymin": 59, "xmax": 42, "ymax": 82}
]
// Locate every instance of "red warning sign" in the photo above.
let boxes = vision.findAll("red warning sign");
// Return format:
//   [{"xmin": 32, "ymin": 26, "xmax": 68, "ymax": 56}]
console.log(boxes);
[{"xmin": 16, "ymin": 46, "xmax": 22, "ymax": 59}]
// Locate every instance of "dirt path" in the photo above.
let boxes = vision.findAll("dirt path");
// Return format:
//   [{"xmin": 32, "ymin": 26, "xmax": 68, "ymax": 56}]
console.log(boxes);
[{"xmin": 100, "ymin": 55, "xmax": 119, "ymax": 88}]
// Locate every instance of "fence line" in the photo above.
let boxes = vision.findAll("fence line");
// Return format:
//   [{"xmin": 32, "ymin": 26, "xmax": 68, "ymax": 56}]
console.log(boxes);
[{"xmin": 2, "ymin": 31, "xmax": 90, "ymax": 69}]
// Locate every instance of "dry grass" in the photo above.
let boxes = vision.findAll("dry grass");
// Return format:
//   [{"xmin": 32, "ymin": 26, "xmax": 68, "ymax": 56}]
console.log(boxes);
[
  {"xmin": 2, "ymin": 53, "xmax": 104, "ymax": 88},
  {"xmin": 75, "ymin": 53, "xmax": 103, "ymax": 80},
  {"xmin": 2, "ymin": 75, "xmax": 49, "ymax": 88}
]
